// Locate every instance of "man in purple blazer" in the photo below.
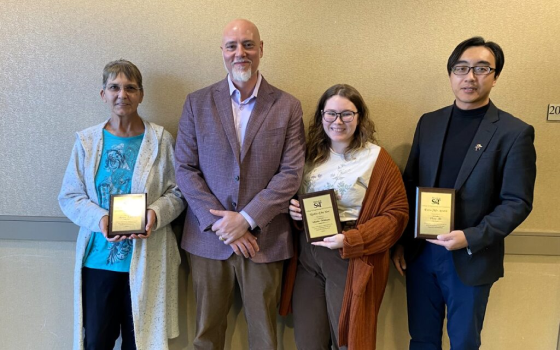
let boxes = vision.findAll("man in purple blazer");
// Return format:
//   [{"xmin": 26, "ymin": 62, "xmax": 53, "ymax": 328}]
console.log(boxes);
[{"xmin": 175, "ymin": 19, "xmax": 305, "ymax": 349}]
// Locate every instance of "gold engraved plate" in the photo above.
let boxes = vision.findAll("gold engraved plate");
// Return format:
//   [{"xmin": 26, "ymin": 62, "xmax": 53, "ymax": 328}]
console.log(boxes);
[
  {"xmin": 108, "ymin": 193, "xmax": 147, "ymax": 236},
  {"xmin": 299, "ymin": 189, "xmax": 342, "ymax": 243},
  {"xmin": 415, "ymin": 187, "xmax": 455, "ymax": 239}
]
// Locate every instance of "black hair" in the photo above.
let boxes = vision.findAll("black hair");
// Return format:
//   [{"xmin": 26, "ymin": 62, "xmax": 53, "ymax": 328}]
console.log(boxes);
[{"xmin": 447, "ymin": 37, "xmax": 504, "ymax": 77}]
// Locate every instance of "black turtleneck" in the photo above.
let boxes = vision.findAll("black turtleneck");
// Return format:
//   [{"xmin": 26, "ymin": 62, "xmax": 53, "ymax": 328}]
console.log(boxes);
[{"xmin": 436, "ymin": 103, "xmax": 489, "ymax": 189}]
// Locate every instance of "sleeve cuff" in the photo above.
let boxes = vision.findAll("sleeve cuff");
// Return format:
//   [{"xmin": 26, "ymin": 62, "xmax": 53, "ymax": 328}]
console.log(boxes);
[
  {"xmin": 240, "ymin": 210, "xmax": 257, "ymax": 230},
  {"xmin": 341, "ymin": 228, "xmax": 364, "ymax": 259}
]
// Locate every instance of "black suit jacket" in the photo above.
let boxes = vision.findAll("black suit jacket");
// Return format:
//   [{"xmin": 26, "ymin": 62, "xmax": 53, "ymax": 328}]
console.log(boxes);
[{"xmin": 400, "ymin": 101, "xmax": 536, "ymax": 286}]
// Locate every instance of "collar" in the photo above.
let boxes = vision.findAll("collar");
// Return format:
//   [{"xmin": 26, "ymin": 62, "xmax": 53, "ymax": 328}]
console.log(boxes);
[
  {"xmin": 452, "ymin": 101, "xmax": 490, "ymax": 118},
  {"xmin": 227, "ymin": 71, "xmax": 262, "ymax": 102}
]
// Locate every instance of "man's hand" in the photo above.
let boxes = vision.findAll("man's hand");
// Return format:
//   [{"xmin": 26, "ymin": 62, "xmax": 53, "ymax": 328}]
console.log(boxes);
[
  {"xmin": 311, "ymin": 234, "xmax": 344, "ymax": 249},
  {"xmin": 289, "ymin": 199, "xmax": 302, "ymax": 221},
  {"xmin": 427, "ymin": 230, "xmax": 468, "ymax": 250},
  {"xmin": 100, "ymin": 215, "xmax": 126, "ymax": 242},
  {"xmin": 229, "ymin": 231, "xmax": 260, "ymax": 258},
  {"xmin": 131, "ymin": 209, "xmax": 157, "ymax": 240},
  {"xmin": 210, "ymin": 209, "xmax": 250, "ymax": 244},
  {"xmin": 391, "ymin": 244, "xmax": 407, "ymax": 276}
]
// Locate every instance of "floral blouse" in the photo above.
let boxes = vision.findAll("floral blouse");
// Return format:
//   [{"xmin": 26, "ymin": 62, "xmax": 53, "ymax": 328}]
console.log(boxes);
[{"xmin": 301, "ymin": 142, "xmax": 380, "ymax": 222}]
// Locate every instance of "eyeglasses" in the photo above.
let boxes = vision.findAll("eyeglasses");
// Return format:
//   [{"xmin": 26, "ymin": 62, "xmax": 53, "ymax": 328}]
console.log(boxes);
[
  {"xmin": 321, "ymin": 110, "xmax": 358, "ymax": 123},
  {"xmin": 105, "ymin": 84, "xmax": 143, "ymax": 94},
  {"xmin": 451, "ymin": 66, "xmax": 496, "ymax": 75}
]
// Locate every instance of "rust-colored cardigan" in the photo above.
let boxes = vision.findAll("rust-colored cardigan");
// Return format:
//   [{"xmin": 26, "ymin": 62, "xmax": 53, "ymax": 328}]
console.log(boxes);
[{"xmin": 279, "ymin": 148, "xmax": 409, "ymax": 350}]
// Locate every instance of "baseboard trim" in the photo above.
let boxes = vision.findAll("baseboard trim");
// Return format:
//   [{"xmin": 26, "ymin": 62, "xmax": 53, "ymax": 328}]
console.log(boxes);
[
  {"xmin": 0, "ymin": 215, "xmax": 559, "ymax": 256},
  {"xmin": 0, "ymin": 215, "xmax": 78, "ymax": 241},
  {"xmin": 505, "ymin": 230, "xmax": 560, "ymax": 256}
]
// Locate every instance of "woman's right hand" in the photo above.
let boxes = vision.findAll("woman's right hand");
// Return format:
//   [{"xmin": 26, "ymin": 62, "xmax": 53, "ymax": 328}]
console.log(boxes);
[
  {"xmin": 289, "ymin": 199, "xmax": 302, "ymax": 221},
  {"xmin": 99, "ymin": 215, "xmax": 126, "ymax": 242}
]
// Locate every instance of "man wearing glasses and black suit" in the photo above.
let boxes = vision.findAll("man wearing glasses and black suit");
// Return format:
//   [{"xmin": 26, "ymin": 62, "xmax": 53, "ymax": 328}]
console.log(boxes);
[{"xmin": 392, "ymin": 37, "xmax": 536, "ymax": 349}]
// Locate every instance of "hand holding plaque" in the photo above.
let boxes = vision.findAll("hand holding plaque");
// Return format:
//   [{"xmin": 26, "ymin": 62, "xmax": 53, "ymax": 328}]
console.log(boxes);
[
  {"xmin": 108, "ymin": 193, "xmax": 147, "ymax": 237},
  {"xmin": 299, "ymin": 189, "xmax": 342, "ymax": 243},
  {"xmin": 415, "ymin": 187, "xmax": 455, "ymax": 239}
]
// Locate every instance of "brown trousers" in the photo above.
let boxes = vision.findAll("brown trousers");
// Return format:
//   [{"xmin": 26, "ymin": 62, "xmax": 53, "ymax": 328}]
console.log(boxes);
[
  {"xmin": 189, "ymin": 253, "xmax": 283, "ymax": 350},
  {"xmin": 292, "ymin": 233, "xmax": 349, "ymax": 350}
]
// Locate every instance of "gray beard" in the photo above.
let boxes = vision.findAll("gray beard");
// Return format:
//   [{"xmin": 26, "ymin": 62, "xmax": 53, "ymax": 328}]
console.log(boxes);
[
  {"xmin": 223, "ymin": 60, "xmax": 252, "ymax": 83},
  {"xmin": 231, "ymin": 67, "xmax": 252, "ymax": 82}
]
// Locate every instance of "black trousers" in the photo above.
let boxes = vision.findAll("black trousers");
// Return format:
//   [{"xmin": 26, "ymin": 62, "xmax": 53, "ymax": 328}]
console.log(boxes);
[{"xmin": 82, "ymin": 267, "xmax": 136, "ymax": 350}]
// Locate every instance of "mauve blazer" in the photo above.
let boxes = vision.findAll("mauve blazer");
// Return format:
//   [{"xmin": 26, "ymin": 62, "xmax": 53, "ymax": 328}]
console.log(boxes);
[
  {"xmin": 175, "ymin": 76, "xmax": 306, "ymax": 263},
  {"xmin": 400, "ymin": 101, "xmax": 536, "ymax": 286}
]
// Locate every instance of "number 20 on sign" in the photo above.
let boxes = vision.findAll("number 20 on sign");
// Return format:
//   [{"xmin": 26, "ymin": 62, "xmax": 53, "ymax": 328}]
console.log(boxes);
[{"xmin": 547, "ymin": 104, "xmax": 560, "ymax": 121}]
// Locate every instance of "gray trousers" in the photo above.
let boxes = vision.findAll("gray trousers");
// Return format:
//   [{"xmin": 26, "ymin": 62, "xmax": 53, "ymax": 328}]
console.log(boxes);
[
  {"xmin": 292, "ymin": 233, "xmax": 349, "ymax": 350},
  {"xmin": 189, "ymin": 253, "xmax": 283, "ymax": 350}
]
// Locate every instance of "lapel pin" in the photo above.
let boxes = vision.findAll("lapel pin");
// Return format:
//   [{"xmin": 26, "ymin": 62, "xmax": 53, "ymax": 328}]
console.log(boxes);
[{"xmin": 475, "ymin": 144, "xmax": 483, "ymax": 151}]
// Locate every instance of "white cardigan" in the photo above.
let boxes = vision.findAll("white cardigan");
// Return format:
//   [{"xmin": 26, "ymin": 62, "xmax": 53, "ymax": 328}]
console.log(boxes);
[{"xmin": 58, "ymin": 119, "xmax": 185, "ymax": 350}]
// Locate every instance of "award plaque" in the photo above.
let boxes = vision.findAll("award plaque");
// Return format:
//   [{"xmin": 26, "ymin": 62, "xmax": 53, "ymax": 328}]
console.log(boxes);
[
  {"xmin": 299, "ymin": 189, "xmax": 342, "ymax": 243},
  {"xmin": 108, "ymin": 193, "xmax": 147, "ymax": 237},
  {"xmin": 415, "ymin": 187, "xmax": 455, "ymax": 239}
]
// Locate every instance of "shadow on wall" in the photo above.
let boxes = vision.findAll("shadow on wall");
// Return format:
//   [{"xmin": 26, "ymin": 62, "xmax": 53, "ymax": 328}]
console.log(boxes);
[
  {"xmin": 390, "ymin": 142, "xmax": 413, "ymax": 172},
  {"xmin": 377, "ymin": 267, "xmax": 410, "ymax": 349}
]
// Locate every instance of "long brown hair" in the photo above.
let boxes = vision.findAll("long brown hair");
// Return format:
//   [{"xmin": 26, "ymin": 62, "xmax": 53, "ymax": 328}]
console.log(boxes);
[{"xmin": 306, "ymin": 84, "xmax": 376, "ymax": 167}]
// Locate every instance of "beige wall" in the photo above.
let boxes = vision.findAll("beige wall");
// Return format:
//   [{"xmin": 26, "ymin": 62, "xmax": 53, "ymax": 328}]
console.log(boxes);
[
  {"xmin": 1, "ymin": 0, "xmax": 559, "ymax": 232},
  {"xmin": 1, "ymin": 239, "xmax": 559, "ymax": 349},
  {"xmin": 1, "ymin": 0, "xmax": 559, "ymax": 349}
]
